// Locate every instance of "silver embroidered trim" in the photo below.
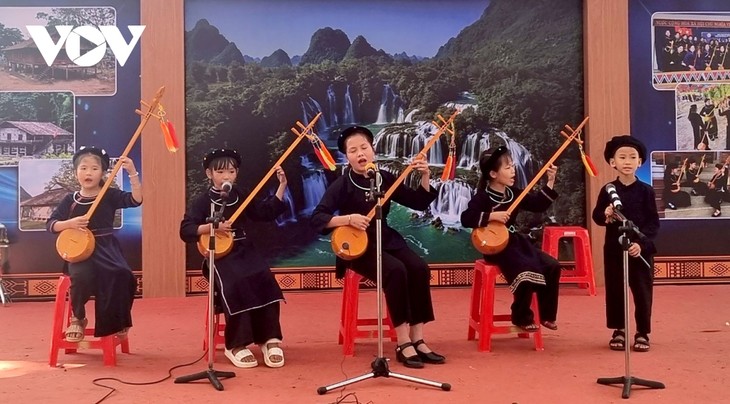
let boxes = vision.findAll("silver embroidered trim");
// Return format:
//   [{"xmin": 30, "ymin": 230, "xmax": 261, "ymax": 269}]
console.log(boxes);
[
  {"xmin": 349, "ymin": 168, "xmax": 382, "ymax": 191},
  {"xmin": 508, "ymin": 271, "xmax": 546, "ymax": 293}
]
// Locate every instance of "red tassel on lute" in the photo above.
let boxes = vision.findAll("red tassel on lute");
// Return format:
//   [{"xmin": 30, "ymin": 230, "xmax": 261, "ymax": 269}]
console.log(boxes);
[
  {"xmin": 579, "ymin": 145, "xmax": 597, "ymax": 177},
  {"xmin": 157, "ymin": 105, "xmax": 178, "ymax": 152},
  {"xmin": 441, "ymin": 153, "xmax": 454, "ymax": 181}
]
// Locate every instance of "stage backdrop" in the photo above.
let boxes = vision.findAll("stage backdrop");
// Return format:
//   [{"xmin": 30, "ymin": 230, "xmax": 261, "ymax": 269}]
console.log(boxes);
[
  {"xmin": 0, "ymin": 0, "xmax": 143, "ymax": 298},
  {"xmin": 182, "ymin": 0, "xmax": 586, "ymax": 283},
  {"xmin": 630, "ymin": 0, "xmax": 730, "ymax": 282}
]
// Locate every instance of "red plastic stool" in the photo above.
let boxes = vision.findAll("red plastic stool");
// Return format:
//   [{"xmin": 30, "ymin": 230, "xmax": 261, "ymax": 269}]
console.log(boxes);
[
  {"xmin": 49, "ymin": 275, "xmax": 130, "ymax": 366},
  {"xmin": 467, "ymin": 260, "xmax": 544, "ymax": 352},
  {"xmin": 339, "ymin": 269, "xmax": 397, "ymax": 356},
  {"xmin": 541, "ymin": 226, "xmax": 597, "ymax": 296},
  {"xmin": 202, "ymin": 299, "xmax": 226, "ymax": 357}
]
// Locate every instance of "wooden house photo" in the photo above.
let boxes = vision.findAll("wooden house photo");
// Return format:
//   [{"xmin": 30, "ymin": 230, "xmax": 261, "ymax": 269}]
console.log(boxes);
[{"xmin": 0, "ymin": 120, "xmax": 74, "ymax": 163}]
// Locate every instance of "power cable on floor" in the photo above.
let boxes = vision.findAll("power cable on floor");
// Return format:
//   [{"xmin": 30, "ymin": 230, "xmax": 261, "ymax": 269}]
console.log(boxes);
[{"xmin": 91, "ymin": 351, "xmax": 206, "ymax": 403}]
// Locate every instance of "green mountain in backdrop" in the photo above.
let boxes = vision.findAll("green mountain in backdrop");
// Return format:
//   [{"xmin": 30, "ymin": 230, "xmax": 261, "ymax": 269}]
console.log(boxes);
[
  {"xmin": 436, "ymin": 0, "xmax": 582, "ymax": 74},
  {"xmin": 260, "ymin": 49, "xmax": 292, "ymax": 67},
  {"xmin": 299, "ymin": 27, "xmax": 351, "ymax": 65},
  {"xmin": 186, "ymin": 19, "xmax": 245, "ymax": 65}
]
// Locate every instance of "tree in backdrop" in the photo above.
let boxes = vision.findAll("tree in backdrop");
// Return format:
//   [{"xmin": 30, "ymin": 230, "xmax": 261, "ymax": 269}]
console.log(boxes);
[
  {"xmin": 0, "ymin": 92, "xmax": 74, "ymax": 133},
  {"xmin": 0, "ymin": 22, "xmax": 24, "ymax": 50},
  {"xmin": 35, "ymin": 7, "xmax": 115, "ymax": 27}
]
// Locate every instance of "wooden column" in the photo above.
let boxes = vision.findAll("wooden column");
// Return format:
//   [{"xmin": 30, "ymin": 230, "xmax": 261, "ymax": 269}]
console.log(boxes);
[
  {"xmin": 140, "ymin": 0, "xmax": 187, "ymax": 297},
  {"xmin": 584, "ymin": 0, "xmax": 631, "ymax": 285}
]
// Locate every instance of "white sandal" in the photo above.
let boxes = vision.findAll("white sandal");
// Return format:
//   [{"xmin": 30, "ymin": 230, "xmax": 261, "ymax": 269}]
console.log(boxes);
[
  {"xmin": 65, "ymin": 317, "xmax": 88, "ymax": 343},
  {"xmin": 224, "ymin": 348, "xmax": 258, "ymax": 368},
  {"xmin": 260, "ymin": 338, "xmax": 284, "ymax": 368}
]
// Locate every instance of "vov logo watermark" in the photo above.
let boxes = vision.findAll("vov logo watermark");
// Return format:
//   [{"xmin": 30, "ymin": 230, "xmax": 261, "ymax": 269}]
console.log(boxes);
[{"xmin": 27, "ymin": 25, "xmax": 145, "ymax": 67}]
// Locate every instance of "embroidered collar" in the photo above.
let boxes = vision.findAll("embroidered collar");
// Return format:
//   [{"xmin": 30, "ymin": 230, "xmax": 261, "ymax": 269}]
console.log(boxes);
[
  {"xmin": 208, "ymin": 188, "xmax": 239, "ymax": 206},
  {"xmin": 486, "ymin": 186, "xmax": 514, "ymax": 205},
  {"xmin": 348, "ymin": 168, "xmax": 382, "ymax": 191},
  {"xmin": 72, "ymin": 191, "xmax": 97, "ymax": 205}
]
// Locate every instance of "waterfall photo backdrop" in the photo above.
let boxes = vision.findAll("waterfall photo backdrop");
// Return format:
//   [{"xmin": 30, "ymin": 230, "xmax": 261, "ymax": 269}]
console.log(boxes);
[{"xmin": 183, "ymin": 0, "xmax": 585, "ymax": 268}]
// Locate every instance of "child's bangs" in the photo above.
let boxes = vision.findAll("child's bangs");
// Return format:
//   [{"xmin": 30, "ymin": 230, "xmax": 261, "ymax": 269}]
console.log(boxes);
[
  {"xmin": 209, "ymin": 156, "xmax": 239, "ymax": 170},
  {"xmin": 74, "ymin": 153, "xmax": 102, "ymax": 169}
]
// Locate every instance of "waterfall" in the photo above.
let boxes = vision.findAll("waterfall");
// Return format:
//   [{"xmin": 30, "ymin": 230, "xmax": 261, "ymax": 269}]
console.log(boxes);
[
  {"xmin": 404, "ymin": 108, "xmax": 419, "ymax": 123},
  {"xmin": 326, "ymin": 84, "xmax": 339, "ymax": 127},
  {"xmin": 275, "ymin": 187, "xmax": 297, "ymax": 226},
  {"xmin": 454, "ymin": 129, "xmax": 532, "ymax": 186},
  {"xmin": 376, "ymin": 84, "xmax": 403, "ymax": 124},
  {"xmin": 373, "ymin": 121, "xmax": 443, "ymax": 164},
  {"xmin": 300, "ymin": 171, "xmax": 328, "ymax": 216},
  {"xmin": 375, "ymin": 85, "xmax": 391, "ymax": 124},
  {"xmin": 430, "ymin": 179, "xmax": 474, "ymax": 225},
  {"xmin": 301, "ymin": 97, "xmax": 328, "ymax": 136},
  {"xmin": 411, "ymin": 121, "xmax": 443, "ymax": 165},
  {"xmin": 457, "ymin": 132, "xmax": 490, "ymax": 169},
  {"xmin": 343, "ymin": 85, "xmax": 355, "ymax": 124}
]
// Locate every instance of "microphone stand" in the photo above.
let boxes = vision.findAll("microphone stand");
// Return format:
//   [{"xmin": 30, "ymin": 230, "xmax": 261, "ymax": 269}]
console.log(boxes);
[
  {"xmin": 175, "ymin": 199, "xmax": 236, "ymax": 390},
  {"xmin": 596, "ymin": 214, "xmax": 665, "ymax": 398},
  {"xmin": 317, "ymin": 170, "xmax": 451, "ymax": 395},
  {"xmin": 611, "ymin": 210, "xmax": 651, "ymax": 269}
]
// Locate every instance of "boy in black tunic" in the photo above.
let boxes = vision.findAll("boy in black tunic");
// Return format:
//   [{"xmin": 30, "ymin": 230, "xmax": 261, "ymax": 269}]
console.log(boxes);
[
  {"xmin": 310, "ymin": 126, "xmax": 445, "ymax": 369},
  {"xmin": 461, "ymin": 146, "xmax": 561, "ymax": 332},
  {"xmin": 591, "ymin": 136, "xmax": 660, "ymax": 352},
  {"xmin": 180, "ymin": 149, "xmax": 287, "ymax": 368},
  {"xmin": 47, "ymin": 147, "xmax": 141, "ymax": 342}
]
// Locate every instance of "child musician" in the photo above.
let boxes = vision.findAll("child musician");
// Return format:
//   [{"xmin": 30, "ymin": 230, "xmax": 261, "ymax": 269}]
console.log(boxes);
[
  {"xmin": 682, "ymin": 158, "xmax": 709, "ymax": 196},
  {"xmin": 47, "ymin": 147, "xmax": 141, "ymax": 342},
  {"xmin": 460, "ymin": 146, "xmax": 561, "ymax": 332},
  {"xmin": 705, "ymin": 163, "xmax": 727, "ymax": 217},
  {"xmin": 180, "ymin": 149, "xmax": 287, "ymax": 368},
  {"xmin": 661, "ymin": 160, "xmax": 691, "ymax": 210},
  {"xmin": 310, "ymin": 126, "xmax": 445, "ymax": 369},
  {"xmin": 591, "ymin": 136, "xmax": 659, "ymax": 352}
]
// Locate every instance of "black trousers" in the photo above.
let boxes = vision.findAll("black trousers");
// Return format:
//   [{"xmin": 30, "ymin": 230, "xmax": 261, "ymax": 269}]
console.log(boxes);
[
  {"xmin": 223, "ymin": 301, "xmax": 282, "ymax": 350},
  {"xmin": 510, "ymin": 259, "xmax": 561, "ymax": 326},
  {"xmin": 67, "ymin": 259, "xmax": 136, "ymax": 337},
  {"xmin": 604, "ymin": 255, "xmax": 653, "ymax": 335},
  {"xmin": 351, "ymin": 245, "xmax": 435, "ymax": 327},
  {"xmin": 705, "ymin": 190, "xmax": 724, "ymax": 210}
]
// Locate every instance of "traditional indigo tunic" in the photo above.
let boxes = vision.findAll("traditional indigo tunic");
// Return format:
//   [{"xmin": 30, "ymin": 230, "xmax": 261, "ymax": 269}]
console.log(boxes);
[
  {"xmin": 180, "ymin": 186, "xmax": 285, "ymax": 316},
  {"xmin": 47, "ymin": 188, "xmax": 140, "ymax": 337},
  {"xmin": 461, "ymin": 185, "xmax": 559, "ymax": 292}
]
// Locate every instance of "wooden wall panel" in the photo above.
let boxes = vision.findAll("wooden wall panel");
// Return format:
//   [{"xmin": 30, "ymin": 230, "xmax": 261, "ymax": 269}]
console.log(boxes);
[
  {"xmin": 584, "ymin": 0, "xmax": 631, "ymax": 285},
  {"xmin": 140, "ymin": 0, "xmax": 186, "ymax": 297}
]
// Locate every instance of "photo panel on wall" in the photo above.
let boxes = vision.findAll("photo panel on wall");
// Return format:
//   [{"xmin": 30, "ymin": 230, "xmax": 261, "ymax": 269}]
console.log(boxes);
[{"xmin": 651, "ymin": 150, "xmax": 730, "ymax": 219}]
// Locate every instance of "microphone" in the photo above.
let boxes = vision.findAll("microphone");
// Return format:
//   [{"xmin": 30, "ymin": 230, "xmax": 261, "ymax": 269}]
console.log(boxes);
[
  {"xmin": 605, "ymin": 183, "xmax": 623, "ymax": 211},
  {"xmin": 220, "ymin": 181, "xmax": 233, "ymax": 198},
  {"xmin": 364, "ymin": 162, "xmax": 378, "ymax": 179}
]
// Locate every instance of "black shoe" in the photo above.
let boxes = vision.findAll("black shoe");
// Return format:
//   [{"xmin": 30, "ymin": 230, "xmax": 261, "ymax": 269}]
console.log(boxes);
[
  {"xmin": 412, "ymin": 339, "xmax": 445, "ymax": 364},
  {"xmin": 395, "ymin": 342, "xmax": 424, "ymax": 368}
]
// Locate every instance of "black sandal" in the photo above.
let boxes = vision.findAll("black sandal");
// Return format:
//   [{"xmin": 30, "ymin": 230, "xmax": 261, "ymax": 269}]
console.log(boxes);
[
  {"xmin": 412, "ymin": 339, "xmax": 445, "ymax": 364},
  {"xmin": 633, "ymin": 334, "xmax": 650, "ymax": 352},
  {"xmin": 541, "ymin": 321, "xmax": 558, "ymax": 330},
  {"xmin": 395, "ymin": 342, "xmax": 424, "ymax": 369},
  {"xmin": 609, "ymin": 329, "xmax": 625, "ymax": 351}
]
